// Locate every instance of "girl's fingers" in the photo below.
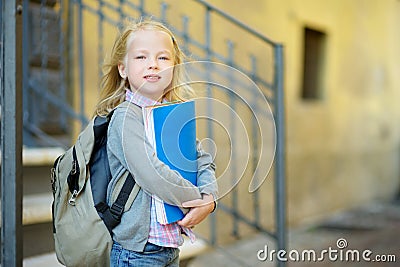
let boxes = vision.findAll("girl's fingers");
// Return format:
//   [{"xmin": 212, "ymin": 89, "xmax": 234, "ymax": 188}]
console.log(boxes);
[{"xmin": 177, "ymin": 210, "xmax": 194, "ymax": 227}]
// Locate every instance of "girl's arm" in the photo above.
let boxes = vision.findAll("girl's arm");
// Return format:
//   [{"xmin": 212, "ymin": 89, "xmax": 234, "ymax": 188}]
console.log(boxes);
[{"xmin": 108, "ymin": 106, "xmax": 202, "ymax": 206}]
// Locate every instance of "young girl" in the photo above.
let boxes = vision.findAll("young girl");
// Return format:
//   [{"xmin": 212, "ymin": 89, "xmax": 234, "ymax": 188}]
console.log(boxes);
[{"xmin": 94, "ymin": 19, "xmax": 218, "ymax": 267}]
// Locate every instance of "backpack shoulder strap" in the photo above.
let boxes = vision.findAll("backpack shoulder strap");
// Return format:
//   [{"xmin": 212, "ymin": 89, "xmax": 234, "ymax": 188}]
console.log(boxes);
[
  {"xmin": 98, "ymin": 171, "xmax": 140, "ymax": 233},
  {"xmin": 111, "ymin": 172, "xmax": 139, "ymax": 213},
  {"xmin": 107, "ymin": 102, "xmax": 141, "ymax": 212},
  {"xmin": 94, "ymin": 107, "xmax": 140, "ymax": 233}
]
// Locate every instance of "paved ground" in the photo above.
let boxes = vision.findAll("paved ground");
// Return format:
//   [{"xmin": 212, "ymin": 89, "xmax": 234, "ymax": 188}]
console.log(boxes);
[{"xmin": 188, "ymin": 200, "xmax": 400, "ymax": 267}]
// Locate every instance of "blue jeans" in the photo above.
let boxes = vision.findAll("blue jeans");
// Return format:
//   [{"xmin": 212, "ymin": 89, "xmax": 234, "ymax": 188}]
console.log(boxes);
[{"xmin": 110, "ymin": 242, "xmax": 180, "ymax": 267}]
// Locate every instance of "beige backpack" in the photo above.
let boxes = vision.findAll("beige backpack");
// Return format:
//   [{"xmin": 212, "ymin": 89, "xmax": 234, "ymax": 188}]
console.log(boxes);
[{"xmin": 51, "ymin": 110, "xmax": 140, "ymax": 267}]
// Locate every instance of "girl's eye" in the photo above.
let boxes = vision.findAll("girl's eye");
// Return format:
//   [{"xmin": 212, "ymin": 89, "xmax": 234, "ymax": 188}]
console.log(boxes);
[
  {"xmin": 135, "ymin": 56, "xmax": 145, "ymax": 59},
  {"xmin": 159, "ymin": 56, "xmax": 169, "ymax": 60}
]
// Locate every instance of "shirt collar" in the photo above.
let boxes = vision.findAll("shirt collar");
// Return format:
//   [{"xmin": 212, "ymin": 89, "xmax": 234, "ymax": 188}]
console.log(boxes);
[{"xmin": 125, "ymin": 89, "xmax": 160, "ymax": 108}]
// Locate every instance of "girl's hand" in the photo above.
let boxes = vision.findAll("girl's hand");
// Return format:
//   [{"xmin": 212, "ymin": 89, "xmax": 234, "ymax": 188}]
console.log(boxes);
[{"xmin": 177, "ymin": 194, "xmax": 215, "ymax": 228}]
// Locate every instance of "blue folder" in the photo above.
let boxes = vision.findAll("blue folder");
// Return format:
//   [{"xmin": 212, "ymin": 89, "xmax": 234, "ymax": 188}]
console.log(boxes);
[{"xmin": 151, "ymin": 100, "xmax": 197, "ymax": 223}]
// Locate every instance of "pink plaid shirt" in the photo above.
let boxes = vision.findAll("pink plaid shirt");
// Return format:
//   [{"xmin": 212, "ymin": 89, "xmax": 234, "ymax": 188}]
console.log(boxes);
[{"xmin": 125, "ymin": 89, "xmax": 195, "ymax": 248}]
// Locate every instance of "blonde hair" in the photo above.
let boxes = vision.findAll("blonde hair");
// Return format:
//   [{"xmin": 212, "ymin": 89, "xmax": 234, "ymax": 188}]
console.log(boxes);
[{"xmin": 94, "ymin": 19, "xmax": 193, "ymax": 117}]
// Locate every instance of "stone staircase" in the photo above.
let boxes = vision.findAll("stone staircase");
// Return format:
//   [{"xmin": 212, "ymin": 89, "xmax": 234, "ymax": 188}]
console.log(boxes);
[{"xmin": 21, "ymin": 147, "xmax": 63, "ymax": 259}]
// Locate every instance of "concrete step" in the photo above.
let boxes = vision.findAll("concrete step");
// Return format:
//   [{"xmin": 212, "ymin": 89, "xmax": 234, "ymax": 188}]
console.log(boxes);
[
  {"xmin": 0, "ymin": 194, "xmax": 54, "ymax": 257},
  {"xmin": 0, "ymin": 193, "xmax": 52, "ymax": 227},
  {"xmin": 21, "ymin": 148, "xmax": 61, "ymax": 258},
  {"xmin": 22, "ymin": 147, "xmax": 64, "ymax": 166},
  {"xmin": 13, "ymin": 193, "xmax": 54, "ymax": 258},
  {"xmin": 0, "ymin": 147, "xmax": 63, "ymax": 194},
  {"xmin": 23, "ymin": 252, "xmax": 62, "ymax": 267},
  {"xmin": 22, "ymin": 147, "xmax": 64, "ymax": 195},
  {"xmin": 23, "ymin": 193, "xmax": 53, "ymax": 225},
  {"xmin": 0, "ymin": 146, "xmax": 64, "ymax": 166},
  {"xmin": 180, "ymin": 236, "xmax": 209, "ymax": 260}
]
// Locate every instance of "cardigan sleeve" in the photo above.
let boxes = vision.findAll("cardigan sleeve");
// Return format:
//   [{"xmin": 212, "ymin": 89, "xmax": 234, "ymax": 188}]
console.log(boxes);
[{"xmin": 196, "ymin": 140, "xmax": 218, "ymax": 202}]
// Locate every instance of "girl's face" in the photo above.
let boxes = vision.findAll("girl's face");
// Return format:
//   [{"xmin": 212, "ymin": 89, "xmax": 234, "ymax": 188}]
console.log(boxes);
[{"xmin": 119, "ymin": 29, "xmax": 175, "ymax": 101}]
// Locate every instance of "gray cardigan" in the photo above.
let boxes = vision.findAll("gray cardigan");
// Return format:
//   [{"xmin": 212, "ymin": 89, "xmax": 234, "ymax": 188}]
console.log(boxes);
[{"xmin": 106, "ymin": 101, "xmax": 218, "ymax": 251}]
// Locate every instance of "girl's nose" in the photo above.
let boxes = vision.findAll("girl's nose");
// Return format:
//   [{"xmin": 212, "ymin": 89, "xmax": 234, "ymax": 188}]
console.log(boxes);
[{"xmin": 148, "ymin": 58, "xmax": 159, "ymax": 69}]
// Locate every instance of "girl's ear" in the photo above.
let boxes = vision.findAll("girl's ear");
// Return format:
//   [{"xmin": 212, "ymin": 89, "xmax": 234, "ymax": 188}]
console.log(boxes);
[{"xmin": 118, "ymin": 63, "xmax": 127, "ymax": 79}]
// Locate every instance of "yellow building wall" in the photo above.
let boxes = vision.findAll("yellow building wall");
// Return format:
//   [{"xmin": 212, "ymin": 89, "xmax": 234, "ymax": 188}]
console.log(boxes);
[
  {"xmin": 206, "ymin": 0, "xmax": 400, "ymax": 226},
  {"xmin": 75, "ymin": 0, "xmax": 400, "ymax": 230}
]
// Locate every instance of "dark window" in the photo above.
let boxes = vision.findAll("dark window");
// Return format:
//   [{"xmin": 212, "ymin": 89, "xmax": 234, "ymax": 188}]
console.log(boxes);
[{"xmin": 302, "ymin": 27, "xmax": 326, "ymax": 100}]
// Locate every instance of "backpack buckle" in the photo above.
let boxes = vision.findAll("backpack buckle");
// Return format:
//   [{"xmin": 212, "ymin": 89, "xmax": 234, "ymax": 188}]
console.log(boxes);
[
  {"xmin": 110, "ymin": 203, "xmax": 124, "ymax": 219},
  {"xmin": 71, "ymin": 160, "xmax": 78, "ymax": 175},
  {"xmin": 68, "ymin": 190, "xmax": 78, "ymax": 206}
]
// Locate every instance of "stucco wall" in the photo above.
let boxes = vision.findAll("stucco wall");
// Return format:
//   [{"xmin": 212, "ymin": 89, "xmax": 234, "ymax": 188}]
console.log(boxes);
[{"xmin": 205, "ymin": 0, "xmax": 400, "ymax": 226}]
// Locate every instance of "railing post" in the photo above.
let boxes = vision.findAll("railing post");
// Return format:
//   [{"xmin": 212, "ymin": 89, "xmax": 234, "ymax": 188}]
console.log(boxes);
[
  {"xmin": 160, "ymin": 2, "xmax": 168, "ymax": 24},
  {"xmin": 22, "ymin": 0, "xmax": 32, "ymax": 145},
  {"xmin": 204, "ymin": 6, "xmax": 217, "ymax": 246},
  {"xmin": 274, "ymin": 44, "xmax": 286, "ymax": 267},
  {"xmin": 1, "ymin": 0, "xmax": 23, "ymax": 266},
  {"xmin": 250, "ymin": 54, "xmax": 261, "ymax": 229},
  {"xmin": 118, "ymin": 0, "xmax": 125, "ymax": 21},
  {"xmin": 98, "ymin": 0, "xmax": 105, "ymax": 85},
  {"xmin": 59, "ymin": 0, "xmax": 68, "ymax": 128},
  {"xmin": 77, "ymin": 0, "xmax": 85, "ymax": 128},
  {"xmin": 226, "ymin": 40, "xmax": 239, "ymax": 238},
  {"xmin": 181, "ymin": 15, "xmax": 190, "ymax": 55},
  {"xmin": 138, "ymin": 0, "xmax": 145, "ymax": 17}
]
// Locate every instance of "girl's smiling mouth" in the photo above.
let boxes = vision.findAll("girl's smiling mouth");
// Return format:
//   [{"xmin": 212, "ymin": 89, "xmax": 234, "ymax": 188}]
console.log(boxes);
[{"xmin": 144, "ymin": 74, "xmax": 161, "ymax": 82}]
